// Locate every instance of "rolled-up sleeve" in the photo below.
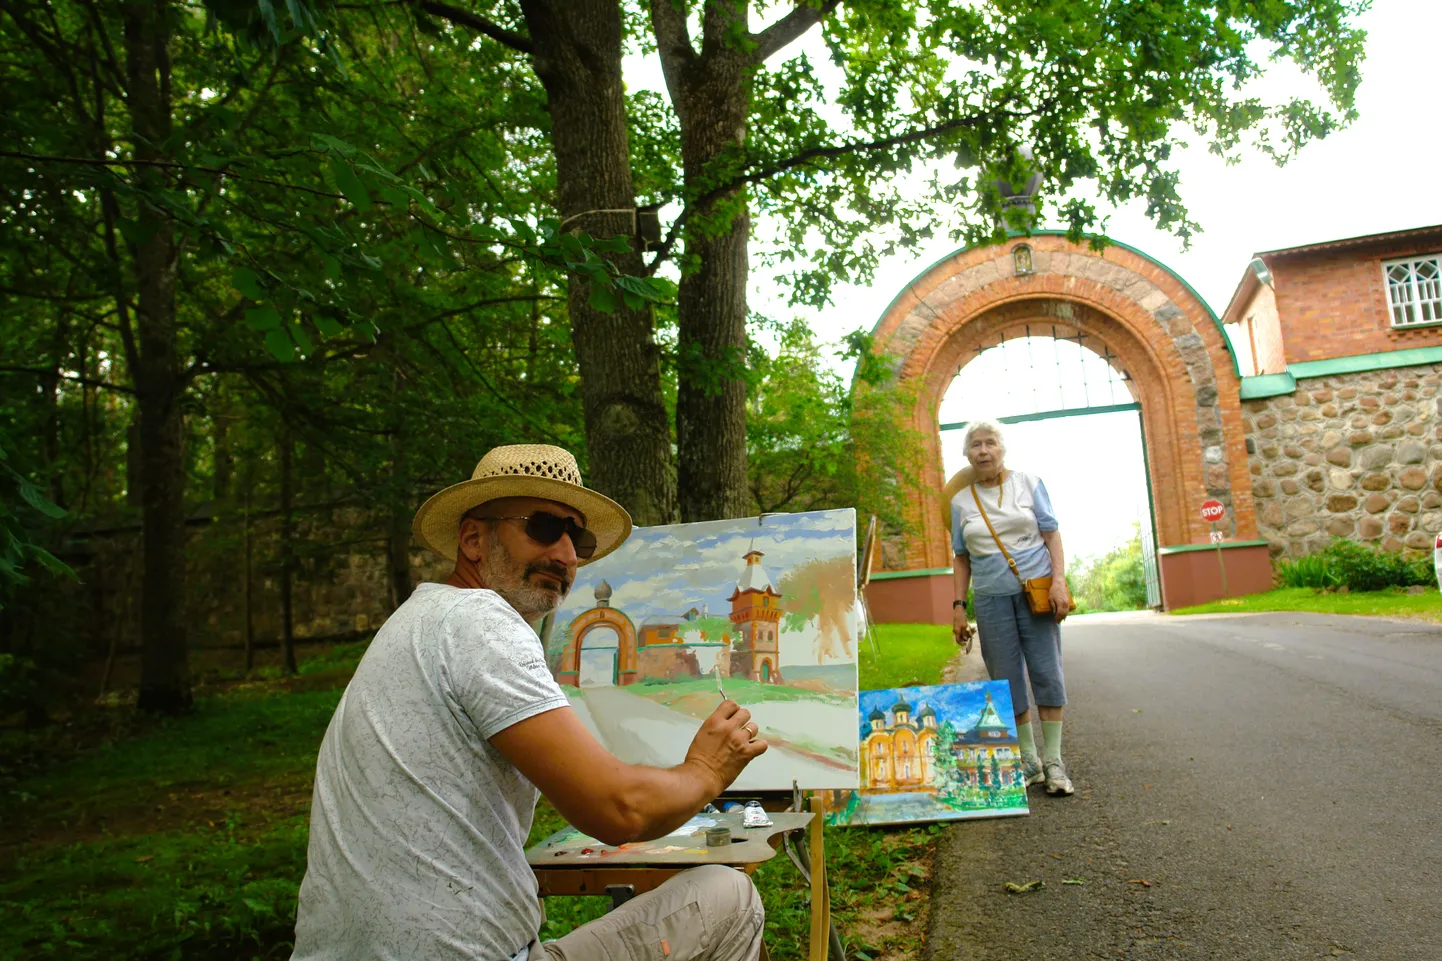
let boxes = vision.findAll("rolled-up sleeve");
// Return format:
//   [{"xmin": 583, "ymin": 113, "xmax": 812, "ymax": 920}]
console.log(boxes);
[{"xmin": 1031, "ymin": 479, "xmax": 1059, "ymax": 532}]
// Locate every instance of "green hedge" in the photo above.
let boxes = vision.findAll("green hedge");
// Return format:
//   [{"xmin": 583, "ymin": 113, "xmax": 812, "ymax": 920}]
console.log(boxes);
[{"xmin": 1276, "ymin": 539, "xmax": 1436, "ymax": 593}]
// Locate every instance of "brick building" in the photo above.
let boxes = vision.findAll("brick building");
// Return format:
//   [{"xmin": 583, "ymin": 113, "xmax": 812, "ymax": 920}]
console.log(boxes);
[{"xmin": 1224, "ymin": 225, "xmax": 1442, "ymax": 557}]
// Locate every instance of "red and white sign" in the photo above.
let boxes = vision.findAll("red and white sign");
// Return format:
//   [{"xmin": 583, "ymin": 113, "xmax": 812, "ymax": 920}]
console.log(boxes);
[{"xmin": 1200, "ymin": 499, "xmax": 1226, "ymax": 523}]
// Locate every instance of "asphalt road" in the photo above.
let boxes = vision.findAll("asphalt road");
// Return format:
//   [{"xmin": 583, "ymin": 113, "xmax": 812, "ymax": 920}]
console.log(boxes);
[{"xmin": 924, "ymin": 610, "xmax": 1442, "ymax": 961}]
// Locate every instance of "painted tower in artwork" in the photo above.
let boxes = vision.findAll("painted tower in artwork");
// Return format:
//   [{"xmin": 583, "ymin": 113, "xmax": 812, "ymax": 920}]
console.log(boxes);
[{"xmin": 728, "ymin": 546, "xmax": 783, "ymax": 684}]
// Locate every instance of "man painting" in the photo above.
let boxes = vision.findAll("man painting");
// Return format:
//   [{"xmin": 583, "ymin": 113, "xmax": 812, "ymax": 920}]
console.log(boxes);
[{"xmin": 292, "ymin": 445, "xmax": 768, "ymax": 961}]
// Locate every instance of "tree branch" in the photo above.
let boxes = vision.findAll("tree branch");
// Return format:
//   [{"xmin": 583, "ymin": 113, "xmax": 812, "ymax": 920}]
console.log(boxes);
[
  {"xmin": 649, "ymin": 0, "xmax": 696, "ymax": 105},
  {"xmin": 0, "ymin": 366, "xmax": 136, "ymax": 394},
  {"xmin": 751, "ymin": 0, "xmax": 841, "ymax": 64},
  {"xmin": 647, "ymin": 108, "xmax": 994, "ymax": 272},
  {"xmin": 418, "ymin": 1, "xmax": 534, "ymax": 54}
]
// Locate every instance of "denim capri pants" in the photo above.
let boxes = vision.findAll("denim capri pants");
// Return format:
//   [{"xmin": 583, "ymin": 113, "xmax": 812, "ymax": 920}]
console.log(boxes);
[{"xmin": 971, "ymin": 592, "xmax": 1066, "ymax": 714}]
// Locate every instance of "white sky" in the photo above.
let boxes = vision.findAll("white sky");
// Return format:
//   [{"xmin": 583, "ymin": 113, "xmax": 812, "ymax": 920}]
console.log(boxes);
[{"xmin": 625, "ymin": 0, "xmax": 1442, "ymax": 564}]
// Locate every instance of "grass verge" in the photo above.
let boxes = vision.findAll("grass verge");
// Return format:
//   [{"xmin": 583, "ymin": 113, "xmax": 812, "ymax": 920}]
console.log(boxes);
[
  {"xmin": 1, "ymin": 624, "xmax": 960, "ymax": 961},
  {"xmin": 1170, "ymin": 586, "xmax": 1442, "ymax": 620}
]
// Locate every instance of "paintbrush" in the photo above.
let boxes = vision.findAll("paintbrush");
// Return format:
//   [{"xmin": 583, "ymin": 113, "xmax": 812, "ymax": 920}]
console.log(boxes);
[{"xmin": 715, "ymin": 667, "xmax": 727, "ymax": 703}]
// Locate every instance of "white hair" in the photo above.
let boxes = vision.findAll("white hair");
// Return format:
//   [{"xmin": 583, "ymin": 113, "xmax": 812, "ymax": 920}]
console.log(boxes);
[{"xmin": 962, "ymin": 419, "xmax": 1007, "ymax": 453}]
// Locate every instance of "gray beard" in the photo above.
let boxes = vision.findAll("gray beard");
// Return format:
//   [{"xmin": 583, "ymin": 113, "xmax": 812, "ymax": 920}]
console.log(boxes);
[{"xmin": 479, "ymin": 530, "xmax": 569, "ymax": 622}]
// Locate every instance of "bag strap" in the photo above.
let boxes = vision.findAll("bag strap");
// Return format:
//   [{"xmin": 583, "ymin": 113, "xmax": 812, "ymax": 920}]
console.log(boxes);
[{"xmin": 970, "ymin": 476, "xmax": 1027, "ymax": 589}]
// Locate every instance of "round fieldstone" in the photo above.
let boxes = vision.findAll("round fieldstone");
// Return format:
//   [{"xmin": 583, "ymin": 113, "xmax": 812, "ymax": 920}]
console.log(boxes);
[
  {"xmin": 1311, "ymin": 389, "xmax": 1334, "ymax": 403},
  {"xmin": 1261, "ymin": 445, "xmax": 1279, "ymax": 459},
  {"xmin": 1328, "ymin": 469, "xmax": 1353, "ymax": 490},
  {"xmin": 1273, "ymin": 461, "xmax": 1299, "ymax": 477},
  {"xmin": 1339, "ymin": 387, "xmax": 1359, "ymax": 399},
  {"xmin": 1349, "ymin": 430, "xmax": 1373, "ymax": 445},
  {"xmin": 1392, "ymin": 405, "xmax": 1417, "ymax": 423},
  {"xmin": 1326, "ymin": 494, "xmax": 1358, "ymax": 512},
  {"xmin": 1286, "ymin": 519, "xmax": 1319, "ymax": 536},
  {"xmin": 1360, "ymin": 473, "xmax": 1391, "ymax": 492},
  {"xmin": 1382, "ymin": 535, "xmax": 1406, "ymax": 553},
  {"xmin": 1358, "ymin": 515, "xmax": 1384, "ymax": 539},
  {"xmin": 1280, "ymin": 478, "xmax": 1300, "ymax": 495},
  {"xmin": 1305, "ymin": 469, "xmax": 1325, "ymax": 492},
  {"xmin": 1423, "ymin": 512, "xmax": 1442, "ymax": 534},
  {"xmin": 1283, "ymin": 444, "xmax": 1305, "ymax": 459},
  {"xmin": 1321, "ymin": 430, "xmax": 1343, "ymax": 448},
  {"xmin": 1326, "ymin": 516, "xmax": 1356, "ymax": 537},
  {"xmin": 1400, "ymin": 466, "xmax": 1427, "ymax": 490},
  {"xmin": 1254, "ymin": 478, "xmax": 1277, "ymax": 498},
  {"xmin": 1359, "ymin": 396, "xmax": 1380, "ymax": 408},
  {"xmin": 1285, "ymin": 497, "xmax": 1315, "ymax": 520},
  {"xmin": 1388, "ymin": 512, "xmax": 1412, "ymax": 534},
  {"xmin": 1260, "ymin": 502, "xmax": 1284, "ymax": 527},
  {"xmin": 1397, "ymin": 496, "xmax": 1420, "ymax": 514},
  {"xmin": 1405, "ymin": 532, "xmax": 1432, "ymax": 550},
  {"xmin": 1381, "ymin": 426, "xmax": 1404, "ymax": 440},
  {"xmin": 1305, "ymin": 454, "xmax": 1323, "ymax": 467},
  {"xmin": 1326, "ymin": 447, "xmax": 1352, "ymax": 467},
  {"xmin": 1320, "ymin": 403, "xmax": 1338, "ymax": 417},
  {"xmin": 1373, "ymin": 410, "xmax": 1393, "ymax": 425},
  {"xmin": 1423, "ymin": 492, "xmax": 1442, "ymax": 509},
  {"xmin": 1358, "ymin": 445, "xmax": 1395, "ymax": 469},
  {"xmin": 1254, "ymin": 413, "xmax": 1277, "ymax": 429},
  {"xmin": 1398, "ymin": 440, "xmax": 1427, "ymax": 464},
  {"xmin": 1364, "ymin": 493, "xmax": 1391, "ymax": 513}
]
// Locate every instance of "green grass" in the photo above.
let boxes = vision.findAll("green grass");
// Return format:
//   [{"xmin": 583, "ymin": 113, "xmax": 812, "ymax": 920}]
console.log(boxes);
[
  {"xmin": 1171, "ymin": 586, "xmax": 1442, "ymax": 620},
  {"xmin": 1, "ymin": 626, "xmax": 963, "ymax": 961},
  {"xmin": 861, "ymin": 623, "xmax": 957, "ymax": 691}
]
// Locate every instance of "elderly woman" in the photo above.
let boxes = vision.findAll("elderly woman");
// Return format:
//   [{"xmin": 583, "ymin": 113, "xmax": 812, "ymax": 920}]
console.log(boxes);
[{"xmin": 945, "ymin": 420, "xmax": 1074, "ymax": 796}]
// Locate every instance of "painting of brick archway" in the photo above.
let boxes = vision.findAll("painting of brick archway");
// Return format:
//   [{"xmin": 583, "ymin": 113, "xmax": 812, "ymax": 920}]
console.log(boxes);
[{"xmin": 543, "ymin": 509, "xmax": 861, "ymax": 791}]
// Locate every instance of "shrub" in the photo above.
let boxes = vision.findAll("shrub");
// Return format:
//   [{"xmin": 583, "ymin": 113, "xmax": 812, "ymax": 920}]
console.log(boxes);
[
  {"xmin": 1070, "ymin": 525, "xmax": 1150, "ymax": 613},
  {"xmin": 1276, "ymin": 539, "xmax": 1436, "ymax": 593}
]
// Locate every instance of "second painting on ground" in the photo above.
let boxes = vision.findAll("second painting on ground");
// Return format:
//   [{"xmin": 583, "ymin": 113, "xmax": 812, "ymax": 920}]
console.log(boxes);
[
  {"xmin": 544, "ymin": 509, "xmax": 861, "ymax": 791},
  {"xmin": 824, "ymin": 681, "xmax": 1030, "ymax": 826}
]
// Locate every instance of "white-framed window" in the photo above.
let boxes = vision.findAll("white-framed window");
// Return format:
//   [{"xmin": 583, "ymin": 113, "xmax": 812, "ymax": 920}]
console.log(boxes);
[{"xmin": 1384, "ymin": 254, "xmax": 1442, "ymax": 327}]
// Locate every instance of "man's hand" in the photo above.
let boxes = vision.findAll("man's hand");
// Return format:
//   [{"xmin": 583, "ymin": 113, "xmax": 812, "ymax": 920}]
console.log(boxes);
[
  {"xmin": 1050, "ymin": 580, "xmax": 1071, "ymax": 623},
  {"xmin": 683, "ymin": 700, "xmax": 768, "ymax": 796},
  {"xmin": 953, "ymin": 604, "xmax": 974, "ymax": 654}
]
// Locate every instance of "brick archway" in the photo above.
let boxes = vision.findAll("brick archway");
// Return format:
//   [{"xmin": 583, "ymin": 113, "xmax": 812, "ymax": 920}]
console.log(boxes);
[
  {"xmin": 557, "ymin": 606, "xmax": 638, "ymax": 687},
  {"xmin": 866, "ymin": 234, "xmax": 1269, "ymax": 606}
]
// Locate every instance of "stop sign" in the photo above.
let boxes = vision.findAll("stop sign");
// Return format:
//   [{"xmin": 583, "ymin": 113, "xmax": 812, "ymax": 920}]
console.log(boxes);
[{"xmin": 1200, "ymin": 500, "xmax": 1225, "ymax": 523}]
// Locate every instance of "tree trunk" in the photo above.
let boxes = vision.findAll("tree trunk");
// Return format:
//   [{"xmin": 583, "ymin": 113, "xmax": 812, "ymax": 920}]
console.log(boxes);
[
  {"xmin": 279, "ymin": 430, "xmax": 297, "ymax": 675},
  {"xmin": 655, "ymin": 6, "xmax": 753, "ymax": 523},
  {"xmin": 127, "ymin": 0, "xmax": 191, "ymax": 714},
  {"xmin": 521, "ymin": 0, "xmax": 676, "ymax": 526}
]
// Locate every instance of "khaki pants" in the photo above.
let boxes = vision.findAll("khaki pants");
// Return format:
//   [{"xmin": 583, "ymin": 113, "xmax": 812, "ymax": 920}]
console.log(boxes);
[{"xmin": 534, "ymin": 865, "xmax": 764, "ymax": 961}]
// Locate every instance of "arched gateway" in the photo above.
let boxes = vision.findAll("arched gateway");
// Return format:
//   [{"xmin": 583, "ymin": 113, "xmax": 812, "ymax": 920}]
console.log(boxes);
[{"xmin": 865, "ymin": 233, "xmax": 1273, "ymax": 611}]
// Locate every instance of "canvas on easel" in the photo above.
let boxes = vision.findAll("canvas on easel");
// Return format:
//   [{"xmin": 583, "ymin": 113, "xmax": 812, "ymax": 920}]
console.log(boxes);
[
  {"xmin": 545, "ymin": 509, "xmax": 861, "ymax": 791},
  {"xmin": 823, "ymin": 681, "xmax": 1030, "ymax": 827}
]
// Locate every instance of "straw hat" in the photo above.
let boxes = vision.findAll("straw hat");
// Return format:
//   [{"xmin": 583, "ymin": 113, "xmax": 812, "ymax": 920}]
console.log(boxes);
[
  {"xmin": 412, "ymin": 444, "xmax": 632, "ymax": 565},
  {"xmin": 939, "ymin": 465, "xmax": 977, "ymax": 533}
]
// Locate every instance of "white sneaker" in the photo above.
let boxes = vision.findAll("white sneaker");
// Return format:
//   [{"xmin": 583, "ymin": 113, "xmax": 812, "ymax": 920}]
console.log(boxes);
[
  {"xmin": 1021, "ymin": 753, "xmax": 1045, "ymax": 787},
  {"xmin": 1044, "ymin": 758, "xmax": 1074, "ymax": 796}
]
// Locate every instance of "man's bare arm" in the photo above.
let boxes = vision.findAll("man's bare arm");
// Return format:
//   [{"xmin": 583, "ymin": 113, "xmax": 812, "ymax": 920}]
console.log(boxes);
[{"xmin": 490, "ymin": 699, "xmax": 766, "ymax": 846}]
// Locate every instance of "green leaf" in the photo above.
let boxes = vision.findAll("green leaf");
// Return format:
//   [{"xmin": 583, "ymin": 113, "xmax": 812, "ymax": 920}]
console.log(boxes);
[
  {"xmin": 115, "ymin": 217, "xmax": 159, "ymax": 246},
  {"xmin": 321, "ymin": 254, "xmax": 342, "ymax": 281},
  {"xmin": 289, "ymin": 323, "xmax": 313, "ymax": 354},
  {"xmin": 264, "ymin": 329, "xmax": 295, "ymax": 361},
  {"xmin": 231, "ymin": 267, "xmax": 266, "ymax": 300},
  {"xmin": 587, "ymin": 282, "xmax": 617, "ymax": 313},
  {"xmin": 243, "ymin": 307, "xmax": 282, "ymax": 331},
  {"xmin": 328, "ymin": 157, "xmax": 371, "ymax": 212},
  {"xmin": 314, "ymin": 315, "xmax": 344, "ymax": 338},
  {"xmin": 17, "ymin": 480, "xmax": 65, "ymax": 519}
]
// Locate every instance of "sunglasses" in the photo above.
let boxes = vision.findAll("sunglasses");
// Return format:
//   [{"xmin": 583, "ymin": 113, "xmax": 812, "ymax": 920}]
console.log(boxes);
[{"xmin": 475, "ymin": 511, "xmax": 597, "ymax": 559}]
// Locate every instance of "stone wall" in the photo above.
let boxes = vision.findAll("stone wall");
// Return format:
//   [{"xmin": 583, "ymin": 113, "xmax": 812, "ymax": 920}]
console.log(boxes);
[
  {"xmin": 1243, "ymin": 363, "xmax": 1442, "ymax": 557},
  {"xmin": 10, "ymin": 506, "xmax": 451, "ymax": 674}
]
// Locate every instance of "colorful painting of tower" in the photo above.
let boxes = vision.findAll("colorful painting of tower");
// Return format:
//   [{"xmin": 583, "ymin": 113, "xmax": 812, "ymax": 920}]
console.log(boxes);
[
  {"xmin": 728, "ymin": 548, "xmax": 783, "ymax": 684},
  {"xmin": 862, "ymin": 696, "xmax": 939, "ymax": 792}
]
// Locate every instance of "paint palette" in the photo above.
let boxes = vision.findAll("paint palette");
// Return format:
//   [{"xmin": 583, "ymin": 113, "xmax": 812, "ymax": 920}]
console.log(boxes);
[{"xmin": 525, "ymin": 812, "xmax": 812, "ymax": 867}]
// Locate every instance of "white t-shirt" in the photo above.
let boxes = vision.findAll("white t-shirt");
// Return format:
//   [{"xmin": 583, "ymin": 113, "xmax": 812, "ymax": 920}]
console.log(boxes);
[
  {"xmin": 951, "ymin": 470, "xmax": 1059, "ymax": 596},
  {"xmin": 292, "ymin": 583, "xmax": 569, "ymax": 961}
]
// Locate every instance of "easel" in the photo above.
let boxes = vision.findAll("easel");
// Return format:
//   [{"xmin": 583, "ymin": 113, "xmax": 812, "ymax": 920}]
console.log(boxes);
[{"xmin": 528, "ymin": 791, "xmax": 836, "ymax": 960}]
